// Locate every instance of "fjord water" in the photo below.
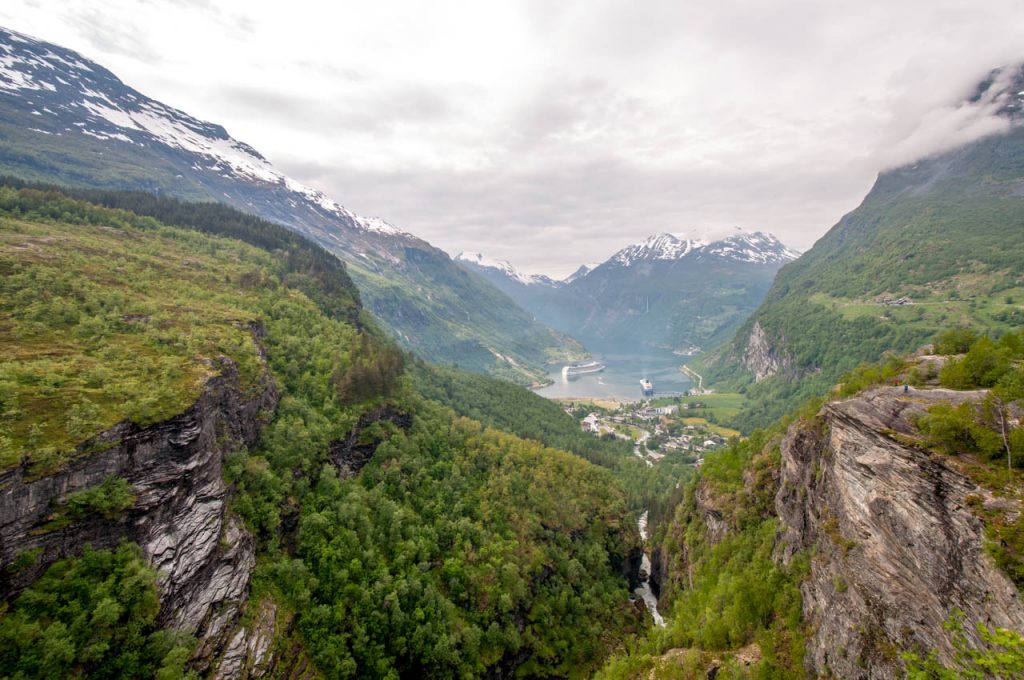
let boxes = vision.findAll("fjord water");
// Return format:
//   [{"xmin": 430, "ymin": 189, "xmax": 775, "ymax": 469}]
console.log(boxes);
[{"xmin": 535, "ymin": 345, "xmax": 692, "ymax": 401}]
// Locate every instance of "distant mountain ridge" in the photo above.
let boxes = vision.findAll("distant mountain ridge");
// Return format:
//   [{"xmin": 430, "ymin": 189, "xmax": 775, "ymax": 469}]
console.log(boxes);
[
  {"xmin": 454, "ymin": 251, "xmax": 559, "ymax": 287},
  {"xmin": 457, "ymin": 229, "xmax": 798, "ymax": 354},
  {"xmin": 0, "ymin": 26, "xmax": 582, "ymax": 383},
  {"xmin": 603, "ymin": 230, "xmax": 798, "ymax": 268},
  {"xmin": 459, "ymin": 230, "xmax": 797, "ymax": 286}
]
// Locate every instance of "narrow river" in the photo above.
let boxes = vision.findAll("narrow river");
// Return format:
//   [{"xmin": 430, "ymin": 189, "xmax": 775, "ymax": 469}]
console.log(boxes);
[{"xmin": 635, "ymin": 510, "xmax": 665, "ymax": 627}]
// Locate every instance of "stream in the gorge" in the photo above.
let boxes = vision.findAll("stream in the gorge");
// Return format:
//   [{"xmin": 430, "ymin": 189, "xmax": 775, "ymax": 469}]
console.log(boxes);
[{"xmin": 635, "ymin": 510, "xmax": 665, "ymax": 627}]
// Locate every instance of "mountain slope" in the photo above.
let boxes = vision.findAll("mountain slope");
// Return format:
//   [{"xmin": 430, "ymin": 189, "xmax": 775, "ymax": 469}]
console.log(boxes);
[
  {"xmin": 0, "ymin": 185, "xmax": 643, "ymax": 677},
  {"xmin": 702, "ymin": 65, "xmax": 1024, "ymax": 430},
  {"xmin": 0, "ymin": 26, "xmax": 580, "ymax": 383},
  {"xmin": 458, "ymin": 230, "xmax": 797, "ymax": 354}
]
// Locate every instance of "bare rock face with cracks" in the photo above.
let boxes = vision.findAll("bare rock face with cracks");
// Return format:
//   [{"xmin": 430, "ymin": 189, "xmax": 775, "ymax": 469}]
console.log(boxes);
[
  {"xmin": 0, "ymin": 324, "xmax": 280, "ymax": 674},
  {"xmin": 776, "ymin": 386, "xmax": 1024, "ymax": 678}
]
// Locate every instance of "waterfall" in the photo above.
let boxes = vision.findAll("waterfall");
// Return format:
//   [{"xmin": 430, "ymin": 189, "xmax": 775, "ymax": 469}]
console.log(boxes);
[{"xmin": 635, "ymin": 510, "xmax": 665, "ymax": 627}]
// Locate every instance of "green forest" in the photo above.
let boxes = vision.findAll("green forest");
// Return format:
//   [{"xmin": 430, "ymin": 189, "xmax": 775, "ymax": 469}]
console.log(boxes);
[{"xmin": 0, "ymin": 186, "xmax": 649, "ymax": 678}]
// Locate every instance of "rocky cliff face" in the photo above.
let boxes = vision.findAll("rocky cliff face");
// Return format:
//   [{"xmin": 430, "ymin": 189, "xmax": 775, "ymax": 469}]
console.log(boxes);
[
  {"xmin": 0, "ymin": 326, "xmax": 280, "ymax": 674},
  {"xmin": 777, "ymin": 386, "xmax": 1024, "ymax": 678},
  {"xmin": 741, "ymin": 321, "xmax": 794, "ymax": 382}
]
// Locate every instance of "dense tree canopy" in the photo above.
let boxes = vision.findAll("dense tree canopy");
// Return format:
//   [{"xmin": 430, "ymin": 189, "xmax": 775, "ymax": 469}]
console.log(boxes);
[{"xmin": 0, "ymin": 186, "xmax": 645, "ymax": 678}]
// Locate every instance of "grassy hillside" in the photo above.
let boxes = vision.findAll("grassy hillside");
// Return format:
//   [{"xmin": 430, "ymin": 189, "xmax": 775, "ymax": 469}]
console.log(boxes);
[
  {"xmin": 0, "ymin": 186, "xmax": 643, "ymax": 678},
  {"xmin": 703, "ymin": 126, "xmax": 1024, "ymax": 431}
]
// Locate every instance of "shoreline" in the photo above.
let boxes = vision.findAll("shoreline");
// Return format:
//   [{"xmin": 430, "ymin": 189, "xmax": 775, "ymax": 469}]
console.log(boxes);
[
  {"xmin": 548, "ymin": 396, "xmax": 632, "ymax": 410},
  {"xmin": 679, "ymin": 364, "xmax": 706, "ymax": 393}
]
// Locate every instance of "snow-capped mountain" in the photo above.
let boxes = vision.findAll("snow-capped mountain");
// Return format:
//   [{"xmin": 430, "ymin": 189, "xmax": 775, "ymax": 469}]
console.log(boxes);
[
  {"xmin": 609, "ymin": 234, "xmax": 706, "ymax": 266},
  {"xmin": 0, "ymin": 26, "xmax": 581, "ymax": 381},
  {"xmin": 458, "ymin": 229, "xmax": 798, "ymax": 354},
  {"xmin": 455, "ymin": 252, "xmax": 558, "ymax": 287},
  {"xmin": 456, "ymin": 230, "xmax": 797, "ymax": 293},
  {"xmin": 605, "ymin": 231, "xmax": 798, "ymax": 269},
  {"xmin": 697, "ymin": 231, "xmax": 800, "ymax": 264},
  {"xmin": 0, "ymin": 27, "xmax": 408, "ymax": 248}
]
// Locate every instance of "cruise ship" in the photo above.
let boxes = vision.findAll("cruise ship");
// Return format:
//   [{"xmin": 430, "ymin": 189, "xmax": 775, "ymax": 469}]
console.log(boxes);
[
  {"xmin": 640, "ymin": 379, "xmax": 654, "ymax": 397},
  {"xmin": 561, "ymin": 360, "xmax": 606, "ymax": 378}
]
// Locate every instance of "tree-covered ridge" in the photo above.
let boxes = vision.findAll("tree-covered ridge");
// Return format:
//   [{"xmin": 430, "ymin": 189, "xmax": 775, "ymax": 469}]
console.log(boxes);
[
  {"xmin": 409, "ymin": 362, "xmax": 699, "ymax": 520},
  {"xmin": 703, "ymin": 126, "xmax": 1024, "ymax": 431},
  {"xmin": 0, "ymin": 189, "xmax": 286, "ymax": 474},
  {"xmin": 348, "ymin": 253, "xmax": 586, "ymax": 386},
  {"xmin": 0, "ymin": 178, "xmax": 362, "ymax": 324},
  {"xmin": 0, "ymin": 189, "xmax": 644, "ymax": 678},
  {"xmin": 409, "ymin": 361, "xmax": 632, "ymax": 469}
]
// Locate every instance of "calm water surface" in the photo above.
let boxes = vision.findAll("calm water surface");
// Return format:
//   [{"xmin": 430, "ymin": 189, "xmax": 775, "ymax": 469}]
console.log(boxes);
[{"xmin": 534, "ymin": 346, "xmax": 692, "ymax": 401}]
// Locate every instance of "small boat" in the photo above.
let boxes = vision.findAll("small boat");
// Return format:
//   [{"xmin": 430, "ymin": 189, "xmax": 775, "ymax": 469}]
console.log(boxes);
[
  {"xmin": 562, "ymin": 360, "xmax": 606, "ymax": 378},
  {"xmin": 640, "ymin": 379, "xmax": 654, "ymax": 397}
]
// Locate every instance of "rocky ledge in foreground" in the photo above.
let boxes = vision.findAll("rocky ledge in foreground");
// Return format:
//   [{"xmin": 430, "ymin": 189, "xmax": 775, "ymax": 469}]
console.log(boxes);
[{"xmin": 777, "ymin": 386, "xmax": 1024, "ymax": 679}]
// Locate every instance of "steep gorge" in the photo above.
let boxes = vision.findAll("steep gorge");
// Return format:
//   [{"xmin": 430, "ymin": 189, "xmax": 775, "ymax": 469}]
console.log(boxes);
[{"xmin": 625, "ymin": 376, "xmax": 1024, "ymax": 679}]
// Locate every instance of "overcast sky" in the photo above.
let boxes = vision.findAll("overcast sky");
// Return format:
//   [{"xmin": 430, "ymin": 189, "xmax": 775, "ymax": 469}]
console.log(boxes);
[{"xmin": 3, "ymin": 1, "xmax": 1023, "ymax": 276}]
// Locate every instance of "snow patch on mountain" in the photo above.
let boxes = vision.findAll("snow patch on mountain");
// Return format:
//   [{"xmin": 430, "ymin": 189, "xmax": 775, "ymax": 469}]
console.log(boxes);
[
  {"xmin": 0, "ymin": 26, "xmax": 410, "ymax": 240},
  {"xmin": 353, "ymin": 215, "xmax": 405, "ymax": 236},
  {"xmin": 699, "ymin": 232, "xmax": 801, "ymax": 264},
  {"xmin": 610, "ymin": 233, "xmax": 707, "ymax": 266},
  {"xmin": 606, "ymin": 230, "xmax": 798, "ymax": 268},
  {"xmin": 455, "ymin": 251, "xmax": 555, "ymax": 286}
]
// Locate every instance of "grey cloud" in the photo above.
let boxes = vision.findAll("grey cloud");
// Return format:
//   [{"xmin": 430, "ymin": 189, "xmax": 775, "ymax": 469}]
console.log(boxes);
[
  {"xmin": 7, "ymin": 0, "xmax": 1024, "ymax": 277},
  {"xmin": 875, "ymin": 63, "xmax": 1020, "ymax": 170},
  {"xmin": 67, "ymin": 7, "xmax": 163, "ymax": 64},
  {"xmin": 279, "ymin": 148, "xmax": 874, "ymax": 278},
  {"xmin": 210, "ymin": 83, "xmax": 461, "ymax": 136}
]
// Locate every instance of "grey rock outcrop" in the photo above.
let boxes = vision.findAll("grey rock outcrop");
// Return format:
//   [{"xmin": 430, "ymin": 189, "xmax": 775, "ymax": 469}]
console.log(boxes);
[
  {"xmin": 0, "ymin": 329, "xmax": 279, "ymax": 672},
  {"xmin": 741, "ymin": 321, "xmax": 794, "ymax": 382},
  {"xmin": 777, "ymin": 386, "xmax": 1024, "ymax": 678},
  {"xmin": 212, "ymin": 600, "xmax": 279, "ymax": 680},
  {"xmin": 694, "ymin": 482, "xmax": 731, "ymax": 545}
]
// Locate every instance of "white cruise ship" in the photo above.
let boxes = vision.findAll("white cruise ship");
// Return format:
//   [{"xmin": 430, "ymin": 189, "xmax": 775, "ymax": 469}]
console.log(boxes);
[
  {"xmin": 562, "ymin": 360, "xmax": 606, "ymax": 378},
  {"xmin": 640, "ymin": 379, "xmax": 654, "ymax": 397}
]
